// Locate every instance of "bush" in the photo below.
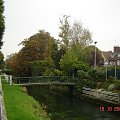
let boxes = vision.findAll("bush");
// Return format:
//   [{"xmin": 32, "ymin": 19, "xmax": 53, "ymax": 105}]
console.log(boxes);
[
  {"xmin": 2, "ymin": 69, "xmax": 13, "ymax": 75},
  {"xmin": 114, "ymin": 81, "xmax": 120, "ymax": 91},
  {"xmin": 88, "ymin": 68, "xmax": 106, "ymax": 82},
  {"xmin": 77, "ymin": 70, "xmax": 89, "ymax": 79},
  {"xmin": 106, "ymin": 76, "xmax": 117, "ymax": 84},
  {"xmin": 42, "ymin": 68, "xmax": 55, "ymax": 76},
  {"xmin": 53, "ymin": 69, "xmax": 63, "ymax": 76},
  {"xmin": 102, "ymin": 76, "xmax": 116, "ymax": 89}
]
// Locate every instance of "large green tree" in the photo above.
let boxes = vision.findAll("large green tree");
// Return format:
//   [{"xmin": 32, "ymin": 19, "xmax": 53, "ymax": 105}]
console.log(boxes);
[
  {"xmin": 5, "ymin": 30, "xmax": 58, "ymax": 77},
  {"xmin": 15, "ymin": 30, "xmax": 57, "ymax": 76},
  {"xmin": 60, "ymin": 47, "xmax": 89, "ymax": 76},
  {"xmin": 0, "ymin": 0, "xmax": 5, "ymax": 48}
]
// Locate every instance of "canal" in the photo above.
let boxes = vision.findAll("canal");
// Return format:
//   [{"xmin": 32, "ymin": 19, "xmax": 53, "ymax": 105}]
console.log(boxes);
[{"xmin": 27, "ymin": 86, "xmax": 120, "ymax": 120}]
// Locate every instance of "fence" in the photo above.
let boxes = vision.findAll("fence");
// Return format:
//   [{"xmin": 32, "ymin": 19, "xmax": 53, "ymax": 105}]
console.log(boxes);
[
  {"xmin": 107, "ymin": 69, "xmax": 120, "ymax": 79},
  {"xmin": 82, "ymin": 87, "xmax": 120, "ymax": 105},
  {"xmin": 3, "ymin": 74, "xmax": 12, "ymax": 85}
]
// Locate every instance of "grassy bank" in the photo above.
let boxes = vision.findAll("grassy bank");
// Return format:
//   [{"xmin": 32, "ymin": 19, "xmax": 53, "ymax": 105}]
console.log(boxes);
[{"xmin": 2, "ymin": 81, "xmax": 50, "ymax": 120}]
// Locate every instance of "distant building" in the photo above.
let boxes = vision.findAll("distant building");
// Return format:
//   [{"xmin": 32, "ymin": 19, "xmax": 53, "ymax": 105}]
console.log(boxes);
[
  {"xmin": 102, "ymin": 51, "xmax": 112, "ymax": 66},
  {"xmin": 102, "ymin": 46, "xmax": 120, "ymax": 66}
]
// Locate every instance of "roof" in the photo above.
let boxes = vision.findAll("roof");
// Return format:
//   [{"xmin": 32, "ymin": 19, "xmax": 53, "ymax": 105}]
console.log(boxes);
[{"xmin": 102, "ymin": 51, "xmax": 112, "ymax": 60}]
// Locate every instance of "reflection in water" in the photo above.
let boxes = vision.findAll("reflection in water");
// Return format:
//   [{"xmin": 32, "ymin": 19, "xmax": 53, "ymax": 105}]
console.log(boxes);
[{"xmin": 27, "ymin": 86, "xmax": 120, "ymax": 120}]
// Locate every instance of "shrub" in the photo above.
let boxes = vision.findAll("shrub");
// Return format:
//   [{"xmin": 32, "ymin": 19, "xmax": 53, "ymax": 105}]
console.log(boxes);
[
  {"xmin": 77, "ymin": 70, "xmax": 89, "ymax": 79},
  {"xmin": 107, "ymin": 76, "xmax": 117, "ymax": 83},
  {"xmin": 114, "ymin": 81, "xmax": 120, "ymax": 91},
  {"xmin": 88, "ymin": 68, "xmax": 106, "ymax": 82}
]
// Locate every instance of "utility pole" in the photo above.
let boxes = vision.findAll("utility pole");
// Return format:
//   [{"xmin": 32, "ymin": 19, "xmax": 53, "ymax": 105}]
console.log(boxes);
[{"xmin": 94, "ymin": 41, "xmax": 97, "ymax": 69}]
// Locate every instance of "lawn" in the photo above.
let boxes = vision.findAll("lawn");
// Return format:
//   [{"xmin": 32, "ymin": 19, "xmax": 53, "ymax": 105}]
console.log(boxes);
[{"xmin": 2, "ymin": 81, "xmax": 50, "ymax": 120}]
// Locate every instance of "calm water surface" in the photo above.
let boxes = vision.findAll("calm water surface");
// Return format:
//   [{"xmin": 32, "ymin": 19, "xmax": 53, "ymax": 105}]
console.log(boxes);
[{"xmin": 27, "ymin": 86, "xmax": 120, "ymax": 120}]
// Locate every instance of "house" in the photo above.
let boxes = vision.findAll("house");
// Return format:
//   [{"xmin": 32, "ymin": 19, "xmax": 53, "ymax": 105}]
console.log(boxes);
[
  {"xmin": 102, "ymin": 46, "xmax": 120, "ymax": 66},
  {"xmin": 102, "ymin": 51, "xmax": 112, "ymax": 66}
]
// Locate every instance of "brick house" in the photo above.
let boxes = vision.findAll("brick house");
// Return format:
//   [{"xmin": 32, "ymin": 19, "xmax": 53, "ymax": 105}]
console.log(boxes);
[{"xmin": 102, "ymin": 46, "xmax": 120, "ymax": 66}]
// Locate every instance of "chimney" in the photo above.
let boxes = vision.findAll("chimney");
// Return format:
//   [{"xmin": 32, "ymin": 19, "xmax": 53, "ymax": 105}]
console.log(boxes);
[{"xmin": 114, "ymin": 46, "xmax": 120, "ymax": 53}]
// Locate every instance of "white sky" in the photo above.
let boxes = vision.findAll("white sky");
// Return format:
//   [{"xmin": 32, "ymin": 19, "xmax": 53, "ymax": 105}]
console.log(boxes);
[{"xmin": 2, "ymin": 0, "xmax": 120, "ymax": 58}]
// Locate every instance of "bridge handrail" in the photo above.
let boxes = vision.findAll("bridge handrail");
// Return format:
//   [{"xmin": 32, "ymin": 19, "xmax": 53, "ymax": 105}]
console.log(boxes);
[
  {"xmin": 15, "ymin": 76, "xmax": 72, "ymax": 78},
  {"xmin": 13, "ymin": 76, "xmax": 75, "ymax": 84}
]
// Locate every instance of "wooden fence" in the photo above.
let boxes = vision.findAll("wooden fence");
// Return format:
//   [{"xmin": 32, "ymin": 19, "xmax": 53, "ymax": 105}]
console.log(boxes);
[{"xmin": 82, "ymin": 87, "xmax": 120, "ymax": 105}]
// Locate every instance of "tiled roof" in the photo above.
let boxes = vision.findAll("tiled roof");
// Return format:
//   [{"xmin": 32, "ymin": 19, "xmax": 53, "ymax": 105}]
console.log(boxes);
[{"xmin": 102, "ymin": 51, "xmax": 112, "ymax": 60}]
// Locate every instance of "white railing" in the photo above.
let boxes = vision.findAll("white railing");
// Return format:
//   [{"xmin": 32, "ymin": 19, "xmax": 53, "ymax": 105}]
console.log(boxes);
[{"xmin": 3, "ymin": 74, "xmax": 12, "ymax": 85}]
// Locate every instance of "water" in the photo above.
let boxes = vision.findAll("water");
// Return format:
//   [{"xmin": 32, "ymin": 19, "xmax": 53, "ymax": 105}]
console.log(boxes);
[{"xmin": 27, "ymin": 86, "xmax": 120, "ymax": 120}]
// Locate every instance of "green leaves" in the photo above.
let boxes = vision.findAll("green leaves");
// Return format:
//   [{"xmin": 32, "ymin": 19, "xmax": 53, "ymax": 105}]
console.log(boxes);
[
  {"xmin": 82, "ymin": 45, "xmax": 104, "ymax": 66},
  {"xmin": 0, "ymin": 0, "xmax": 4, "ymax": 48},
  {"xmin": 60, "ymin": 47, "xmax": 89, "ymax": 76},
  {"xmin": 5, "ymin": 30, "xmax": 58, "ymax": 77}
]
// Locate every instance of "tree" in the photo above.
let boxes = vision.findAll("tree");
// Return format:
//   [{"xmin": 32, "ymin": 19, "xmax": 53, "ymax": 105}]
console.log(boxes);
[
  {"xmin": 0, "ymin": 50, "xmax": 4, "ymax": 70},
  {"xmin": 53, "ymin": 48, "xmax": 66, "ymax": 69},
  {"xmin": 82, "ymin": 45, "xmax": 104, "ymax": 66},
  {"xmin": 69, "ymin": 21, "xmax": 92, "ymax": 47},
  {"xmin": 0, "ymin": 0, "xmax": 5, "ymax": 48},
  {"xmin": 0, "ymin": 50, "xmax": 3, "ymax": 62},
  {"xmin": 5, "ymin": 53, "xmax": 18, "ymax": 75},
  {"xmin": 59, "ymin": 15, "xmax": 71, "ymax": 49},
  {"xmin": 15, "ymin": 30, "xmax": 57, "ymax": 76},
  {"xmin": 60, "ymin": 48, "xmax": 89, "ymax": 76}
]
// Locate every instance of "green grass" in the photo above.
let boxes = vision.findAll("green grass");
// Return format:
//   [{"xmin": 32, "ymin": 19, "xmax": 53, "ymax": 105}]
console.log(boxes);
[{"xmin": 2, "ymin": 81, "xmax": 50, "ymax": 120}]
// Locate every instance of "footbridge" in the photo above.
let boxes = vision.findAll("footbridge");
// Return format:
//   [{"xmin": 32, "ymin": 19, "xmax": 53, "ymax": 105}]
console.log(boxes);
[{"xmin": 13, "ymin": 76, "xmax": 76, "ymax": 86}]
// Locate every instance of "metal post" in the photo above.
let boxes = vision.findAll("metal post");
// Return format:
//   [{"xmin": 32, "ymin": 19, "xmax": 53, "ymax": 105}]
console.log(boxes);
[
  {"xmin": 106, "ymin": 66, "xmax": 107, "ymax": 81},
  {"xmin": 115, "ymin": 65, "xmax": 117, "ymax": 78},
  {"xmin": 94, "ymin": 41, "xmax": 97, "ymax": 69},
  {"xmin": 10, "ymin": 75, "xmax": 12, "ymax": 85}
]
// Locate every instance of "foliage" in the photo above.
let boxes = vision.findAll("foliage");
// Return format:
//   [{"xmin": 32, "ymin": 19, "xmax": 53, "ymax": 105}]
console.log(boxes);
[
  {"xmin": 0, "ymin": 0, "xmax": 5, "ymax": 48},
  {"xmin": 114, "ymin": 81, "xmax": 120, "ymax": 91},
  {"xmin": 53, "ymin": 48, "xmax": 66, "ymax": 69},
  {"xmin": 42, "ymin": 68, "xmax": 55, "ymax": 76},
  {"xmin": 5, "ymin": 30, "xmax": 58, "ymax": 77},
  {"xmin": 77, "ymin": 70, "xmax": 89, "ymax": 80},
  {"xmin": 59, "ymin": 15, "xmax": 92, "ymax": 50},
  {"xmin": 0, "ymin": 50, "xmax": 4, "ymax": 68},
  {"xmin": 102, "ymin": 76, "xmax": 116, "ymax": 89},
  {"xmin": 0, "ymin": 50, "xmax": 3, "ymax": 61},
  {"xmin": 60, "ymin": 48, "xmax": 89, "ymax": 76},
  {"xmin": 53, "ymin": 69, "xmax": 63, "ymax": 76},
  {"xmin": 5, "ymin": 53, "xmax": 18, "ymax": 76},
  {"xmin": 59, "ymin": 15, "xmax": 70, "ymax": 49},
  {"xmin": 107, "ymin": 76, "xmax": 117, "ymax": 83},
  {"xmin": 30, "ymin": 61, "xmax": 46, "ymax": 76},
  {"xmin": 69, "ymin": 21, "xmax": 92, "ymax": 47},
  {"xmin": 82, "ymin": 45, "xmax": 104, "ymax": 66},
  {"xmin": 88, "ymin": 68, "xmax": 106, "ymax": 82},
  {"xmin": 30, "ymin": 59, "xmax": 55, "ymax": 76}
]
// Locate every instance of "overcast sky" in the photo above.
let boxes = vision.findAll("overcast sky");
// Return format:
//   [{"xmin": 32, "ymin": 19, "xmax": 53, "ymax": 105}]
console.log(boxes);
[{"xmin": 2, "ymin": 0, "xmax": 120, "ymax": 58}]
